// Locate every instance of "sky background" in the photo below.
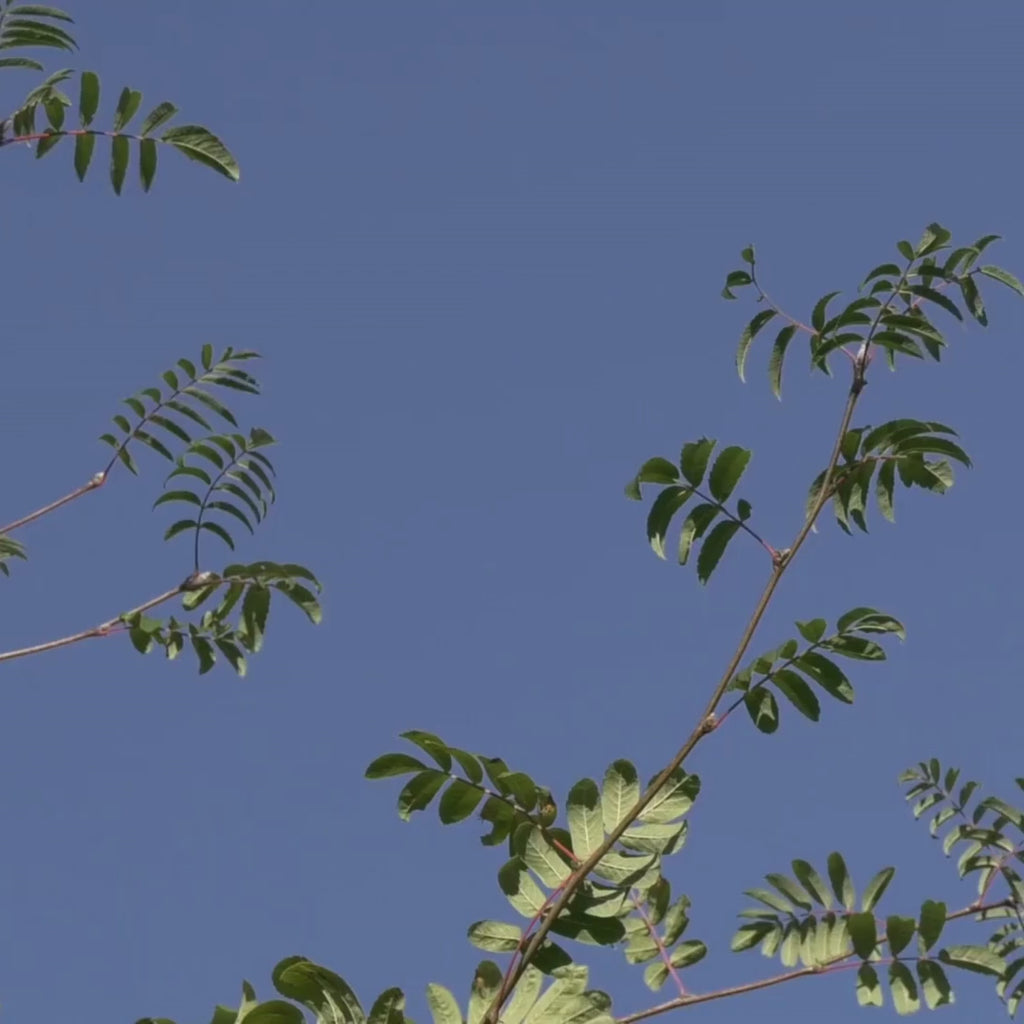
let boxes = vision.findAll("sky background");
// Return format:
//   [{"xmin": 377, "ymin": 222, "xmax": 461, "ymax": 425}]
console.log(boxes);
[{"xmin": 2, "ymin": 4, "xmax": 1023, "ymax": 1022}]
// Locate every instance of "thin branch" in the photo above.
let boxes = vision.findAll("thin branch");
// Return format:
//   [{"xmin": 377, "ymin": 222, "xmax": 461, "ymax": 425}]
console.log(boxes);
[
  {"xmin": 615, "ymin": 963, "xmax": 850, "ymax": 1023},
  {"xmin": 0, "ymin": 584, "xmax": 186, "ymax": 664},
  {"xmin": 0, "ymin": 472, "xmax": 106, "ymax": 535},
  {"xmin": 616, "ymin": 897, "xmax": 1011, "ymax": 1023}
]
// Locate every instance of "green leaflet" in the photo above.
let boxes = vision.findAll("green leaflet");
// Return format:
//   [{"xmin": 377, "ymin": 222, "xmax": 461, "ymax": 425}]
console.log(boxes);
[
  {"xmin": 888, "ymin": 961, "xmax": 920, "ymax": 1015},
  {"xmin": 467, "ymin": 962, "xmax": 502, "ymax": 1024},
  {"xmin": 272, "ymin": 957, "xmax": 366, "ymax": 1024},
  {"xmin": 856, "ymin": 964, "xmax": 884, "ymax": 1008},
  {"xmin": 708, "ymin": 446, "xmax": 751, "ymax": 502},
  {"xmin": 567, "ymin": 779, "xmax": 604, "ymax": 858},
  {"xmin": 917, "ymin": 960, "xmax": 954, "ymax": 1010},
  {"xmin": 467, "ymin": 920, "xmax": 522, "ymax": 953},
  {"xmin": 638, "ymin": 769, "xmax": 700, "ymax": 824},
  {"xmin": 735, "ymin": 309, "xmax": 776, "ymax": 382},
  {"xmin": 601, "ymin": 760, "xmax": 639, "ymax": 832},
  {"xmin": 768, "ymin": 323, "xmax": 797, "ymax": 398},
  {"xmin": 498, "ymin": 857, "xmax": 548, "ymax": 918},
  {"xmin": 426, "ymin": 984, "xmax": 463, "ymax": 1024}
]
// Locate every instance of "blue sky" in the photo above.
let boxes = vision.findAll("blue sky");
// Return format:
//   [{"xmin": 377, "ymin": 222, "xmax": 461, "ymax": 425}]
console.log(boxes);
[{"xmin": 2, "ymin": 3, "xmax": 1023, "ymax": 1022}]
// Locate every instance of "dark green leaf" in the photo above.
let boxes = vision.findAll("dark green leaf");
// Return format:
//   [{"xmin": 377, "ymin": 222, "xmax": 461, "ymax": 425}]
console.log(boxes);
[
  {"xmin": 0, "ymin": 56, "xmax": 43, "ymax": 70},
  {"xmin": 794, "ymin": 618, "xmax": 826, "ymax": 643},
  {"xmin": 680, "ymin": 438, "xmax": 716, "ymax": 487},
  {"xmin": 77, "ymin": 69, "xmax": 98, "ymax": 125},
  {"xmin": 822, "ymin": 635, "xmax": 885, "ymax": 661},
  {"xmin": 917, "ymin": 900, "xmax": 945, "ymax": 952},
  {"xmin": 646, "ymin": 486, "xmax": 691, "ymax": 560},
  {"xmin": 401, "ymin": 730, "xmax": 453, "ymax": 771},
  {"xmin": 72, "ymin": 130, "xmax": 94, "ymax": 180},
  {"xmin": 871, "ymin": 331, "xmax": 922, "ymax": 358},
  {"xmin": 367, "ymin": 988, "xmax": 406, "ymax": 1024},
  {"xmin": 959, "ymin": 275, "xmax": 986, "ymax": 325},
  {"xmin": 153, "ymin": 490, "xmax": 201, "ymax": 509},
  {"xmin": 861, "ymin": 263, "xmax": 901, "ymax": 288},
  {"xmin": 678, "ymin": 503, "xmax": 719, "ymax": 565},
  {"xmin": 34, "ymin": 129, "xmax": 60, "ymax": 158},
  {"xmin": 696, "ymin": 520, "xmax": 741, "ymax": 584},
  {"xmin": 140, "ymin": 100, "xmax": 177, "ymax": 136},
  {"xmin": 272, "ymin": 957, "xmax": 365, "ymax": 1024},
  {"xmin": 708, "ymin": 446, "xmax": 751, "ymax": 502},
  {"xmin": 837, "ymin": 915, "xmax": 873, "ymax": 972},
  {"xmin": 744, "ymin": 689, "xmax": 779, "ymax": 734},
  {"xmin": 906, "ymin": 283, "xmax": 962, "ymax": 321},
  {"xmin": 978, "ymin": 263, "xmax": 1024, "ymax": 297},
  {"xmin": 826, "ymin": 852, "xmax": 856, "ymax": 912},
  {"xmin": 768, "ymin": 324, "xmax": 797, "ymax": 399},
  {"xmin": 365, "ymin": 752, "xmax": 430, "ymax": 779},
  {"xmin": 397, "ymin": 770, "xmax": 447, "ymax": 821},
  {"xmin": 161, "ymin": 124, "xmax": 240, "ymax": 182},
  {"xmin": 112, "ymin": 86, "xmax": 142, "ymax": 131},
  {"xmin": 110, "ymin": 131, "xmax": 129, "ymax": 194},
  {"xmin": 885, "ymin": 915, "xmax": 915, "ymax": 956},
  {"xmin": 771, "ymin": 669, "xmax": 820, "ymax": 721},
  {"xmin": 876, "ymin": 459, "xmax": 895, "ymax": 521},
  {"xmin": 721, "ymin": 269, "xmax": 752, "ymax": 300},
  {"xmin": 139, "ymin": 137, "xmax": 157, "ymax": 191},
  {"xmin": 200, "ymin": 520, "xmax": 234, "ymax": 550},
  {"xmin": 439, "ymin": 779, "xmax": 483, "ymax": 824},
  {"xmin": 792, "ymin": 860, "xmax": 831, "ymax": 907},
  {"xmin": 794, "ymin": 652, "xmax": 853, "ymax": 703},
  {"xmin": 626, "ymin": 457, "xmax": 678, "ymax": 499},
  {"xmin": 42, "ymin": 95, "xmax": 63, "ymax": 129},
  {"xmin": 812, "ymin": 291, "xmax": 841, "ymax": 332},
  {"xmin": 731, "ymin": 921, "xmax": 777, "ymax": 952},
  {"xmin": 736, "ymin": 309, "xmax": 776, "ymax": 382},
  {"xmin": 163, "ymin": 518, "xmax": 197, "ymax": 542}
]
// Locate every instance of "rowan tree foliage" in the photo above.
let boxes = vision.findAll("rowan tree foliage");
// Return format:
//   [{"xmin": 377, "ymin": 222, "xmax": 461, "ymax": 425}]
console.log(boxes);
[
  {"xmin": 0, "ymin": 5, "xmax": 318, "ymax": 671},
  {"xmin": 6, "ymin": 5, "xmax": 1024, "ymax": 1024}
]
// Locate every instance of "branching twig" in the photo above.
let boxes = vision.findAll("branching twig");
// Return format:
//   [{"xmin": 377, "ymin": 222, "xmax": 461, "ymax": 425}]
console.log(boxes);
[{"xmin": 483, "ymin": 262, "xmax": 921, "ymax": 1024}]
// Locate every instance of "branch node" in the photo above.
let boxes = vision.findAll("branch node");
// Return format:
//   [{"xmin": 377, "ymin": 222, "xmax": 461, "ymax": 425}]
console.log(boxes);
[{"xmin": 181, "ymin": 570, "xmax": 216, "ymax": 591}]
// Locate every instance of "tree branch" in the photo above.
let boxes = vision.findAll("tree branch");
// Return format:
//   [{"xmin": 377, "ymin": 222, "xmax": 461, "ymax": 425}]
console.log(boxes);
[
  {"xmin": 0, "ymin": 471, "xmax": 106, "ymax": 535},
  {"xmin": 0, "ymin": 584, "xmax": 186, "ymax": 664}
]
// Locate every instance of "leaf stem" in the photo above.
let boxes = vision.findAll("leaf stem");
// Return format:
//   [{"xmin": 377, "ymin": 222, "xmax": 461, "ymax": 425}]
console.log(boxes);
[
  {"xmin": 630, "ymin": 892, "xmax": 688, "ymax": 996},
  {"xmin": 750, "ymin": 270, "xmax": 814, "ymax": 336}
]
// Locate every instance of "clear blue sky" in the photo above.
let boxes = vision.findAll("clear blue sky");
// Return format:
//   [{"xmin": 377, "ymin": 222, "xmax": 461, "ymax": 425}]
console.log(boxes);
[{"xmin": 2, "ymin": 4, "xmax": 1022, "ymax": 1022}]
